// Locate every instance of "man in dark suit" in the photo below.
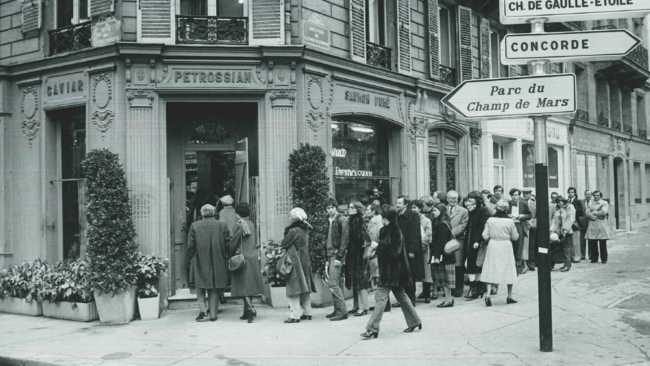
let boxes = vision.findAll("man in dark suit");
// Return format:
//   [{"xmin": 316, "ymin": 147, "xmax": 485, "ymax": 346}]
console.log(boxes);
[
  {"xmin": 567, "ymin": 187, "xmax": 584, "ymax": 263},
  {"xmin": 392, "ymin": 195, "xmax": 422, "ymax": 307},
  {"xmin": 508, "ymin": 188, "xmax": 532, "ymax": 275}
]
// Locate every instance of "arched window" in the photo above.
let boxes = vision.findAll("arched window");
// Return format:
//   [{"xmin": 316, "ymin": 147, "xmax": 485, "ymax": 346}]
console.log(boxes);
[
  {"xmin": 429, "ymin": 130, "xmax": 459, "ymax": 193},
  {"xmin": 188, "ymin": 122, "xmax": 233, "ymax": 145}
]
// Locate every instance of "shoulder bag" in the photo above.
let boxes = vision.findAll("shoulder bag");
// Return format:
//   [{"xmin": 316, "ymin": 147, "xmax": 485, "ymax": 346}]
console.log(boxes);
[
  {"xmin": 476, "ymin": 242, "xmax": 488, "ymax": 267},
  {"xmin": 228, "ymin": 231, "xmax": 246, "ymax": 272},
  {"xmin": 442, "ymin": 221, "xmax": 461, "ymax": 254},
  {"xmin": 276, "ymin": 249, "xmax": 293, "ymax": 279}
]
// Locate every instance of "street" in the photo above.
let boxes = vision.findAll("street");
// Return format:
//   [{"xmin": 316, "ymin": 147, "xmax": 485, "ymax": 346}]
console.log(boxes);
[{"xmin": 1, "ymin": 227, "xmax": 649, "ymax": 366}]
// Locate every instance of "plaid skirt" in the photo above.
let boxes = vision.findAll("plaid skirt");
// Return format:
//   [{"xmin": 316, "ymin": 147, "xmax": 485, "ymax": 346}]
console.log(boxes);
[{"xmin": 431, "ymin": 263, "xmax": 455, "ymax": 289}]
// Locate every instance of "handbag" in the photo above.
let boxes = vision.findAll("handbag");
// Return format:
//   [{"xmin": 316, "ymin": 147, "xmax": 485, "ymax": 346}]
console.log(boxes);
[
  {"xmin": 442, "ymin": 221, "xmax": 461, "ymax": 254},
  {"xmin": 476, "ymin": 243, "xmax": 487, "ymax": 267},
  {"xmin": 228, "ymin": 232, "xmax": 246, "ymax": 272},
  {"xmin": 276, "ymin": 250, "xmax": 293, "ymax": 279}
]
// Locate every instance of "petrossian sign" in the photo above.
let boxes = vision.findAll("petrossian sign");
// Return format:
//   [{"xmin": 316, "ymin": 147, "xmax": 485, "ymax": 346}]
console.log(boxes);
[
  {"xmin": 174, "ymin": 70, "xmax": 253, "ymax": 84},
  {"xmin": 156, "ymin": 65, "xmax": 265, "ymax": 89}
]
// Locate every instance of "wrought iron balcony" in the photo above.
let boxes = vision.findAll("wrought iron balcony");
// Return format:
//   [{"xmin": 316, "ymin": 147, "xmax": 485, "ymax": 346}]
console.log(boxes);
[
  {"xmin": 575, "ymin": 109, "xmax": 589, "ymax": 123},
  {"xmin": 639, "ymin": 128, "xmax": 647, "ymax": 139},
  {"xmin": 597, "ymin": 113, "xmax": 609, "ymax": 128},
  {"xmin": 566, "ymin": 21, "xmax": 585, "ymax": 30},
  {"xmin": 439, "ymin": 65, "xmax": 457, "ymax": 87},
  {"xmin": 623, "ymin": 124, "xmax": 633, "ymax": 134},
  {"xmin": 612, "ymin": 120, "xmax": 622, "ymax": 131},
  {"xmin": 592, "ymin": 24, "xmax": 617, "ymax": 30},
  {"xmin": 625, "ymin": 44, "xmax": 649, "ymax": 70},
  {"xmin": 48, "ymin": 21, "xmax": 92, "ymax": 56},
  {"xmin": 177, "ymin": 16, "xmax": 248, "ymax": 44},
  {"xmin": 366, "ymin": 42, "xmax": 391, "ymax": 70}
]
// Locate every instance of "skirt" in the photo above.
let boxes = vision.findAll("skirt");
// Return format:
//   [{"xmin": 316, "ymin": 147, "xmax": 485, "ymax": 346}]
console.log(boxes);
[
  {"xmin": 431, "ymin": 264, "xmax": 455, "ymax": 289},
  {"xmin": 481, "ymin": 239, "xmax": 518, "ymax": 285}
]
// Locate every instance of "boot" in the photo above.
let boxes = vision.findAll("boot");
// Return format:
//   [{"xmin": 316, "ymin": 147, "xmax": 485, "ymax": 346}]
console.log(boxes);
[
  {"xmin": 247, "ymin": 307, "xmax": 256, "ymax": 323},
  {"xmin": 464, "ymin": 281, "xmax": 476, "ymax": 299},
  {"xmin": 239, "ymin": 307, "xmax": 250, "ymax": 320}
]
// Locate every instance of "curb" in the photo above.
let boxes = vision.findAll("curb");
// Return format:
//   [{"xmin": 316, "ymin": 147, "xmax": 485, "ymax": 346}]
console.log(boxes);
[{"xmin": 0, "ymin": 356, "xmax": 59, "ymax": 366}]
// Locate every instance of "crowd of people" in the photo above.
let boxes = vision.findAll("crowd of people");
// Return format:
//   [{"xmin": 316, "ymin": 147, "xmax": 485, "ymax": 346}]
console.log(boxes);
[{"xmin": 185, "ymin": 185, "xmax": 611, "ymax": 338}]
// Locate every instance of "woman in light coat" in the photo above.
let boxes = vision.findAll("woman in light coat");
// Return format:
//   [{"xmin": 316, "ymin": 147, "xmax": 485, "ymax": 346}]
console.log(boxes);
[
  {"xmin": 282, "ymin": 208, "xmax": 316, "ymax": 323},
  {"xmin": 586, "ymin": 190, "xmax": 610, "ymax": 264},
  {"xmin": 550, "ymin": 196, "xmax": 576, "ymax": 272},
  {"xmin": 482, "ymin": 200, "xmax": 520, "ymax": 306},
  {"xmin": 230, "ymin": 202, "xmax": 264, "ymax": 323}
]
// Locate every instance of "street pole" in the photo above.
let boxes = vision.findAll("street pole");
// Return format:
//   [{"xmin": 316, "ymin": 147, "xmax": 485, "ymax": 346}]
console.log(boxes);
[{"xmin": 529, "ymin": 18, "xmax": 553, "ymax": 353}]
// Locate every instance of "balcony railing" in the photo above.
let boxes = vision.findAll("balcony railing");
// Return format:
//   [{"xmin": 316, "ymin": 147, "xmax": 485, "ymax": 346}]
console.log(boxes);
[
  {"xmin": 176, "ymin": 16, "xmax": 248, "ymax": 44},
  {"xmin": 623, "ymin": 124, "xmax": 633, "ymax": 134},
  {"xmin": 366, "ymin": 42, "xmax": 391, "ymax": 70},
  {"xmin": 639, "ymin": 128, "xmax": 647, "ymax": 139},
  {"xmin": 598, "ymin": 113, "xmax": 609, "ymax": 127},
  {"xmin": 567, "ymin": 21, "xmax": 585, "ymax": 30},
  {"xmin": 592, "ymin": 24, "xmax": 617, "ymax": 30},
  {"xmin": 625, "ymin": 44, "xmax": 649, "ymax": 70},
  {"xmin": 48, "ymin": 21, "xmax": 92, "ymax": 56},
  {"xmin": 576, "ymin": 109, "xmax": 589, "ymax": 123},
  {"xmin": 439, "ymin": 65, "xmax": 457, "ymax": 87},
  {"xmin": 612, "ymin": 120, "xmax": 622, "ymax": 131}
]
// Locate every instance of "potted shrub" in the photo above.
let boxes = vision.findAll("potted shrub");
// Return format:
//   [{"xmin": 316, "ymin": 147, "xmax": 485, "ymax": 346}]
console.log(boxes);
[
  {"xmin": 135, "ymin": 254, "xmax": 169, "ymax": 321},
  {"xmin": 261, "ymin": 240, "xmax": 289, "ymax": 309},
  {"xmin": 40, "ymin": 259, "xmax": 98, "ymax": 322},
  {"xmin": 83, "ymin": 149, "xmax": 139, "ymax": 325},
  {"xmin": 0, "ymin": 259, "xmax": 48, "ymax": 316}
]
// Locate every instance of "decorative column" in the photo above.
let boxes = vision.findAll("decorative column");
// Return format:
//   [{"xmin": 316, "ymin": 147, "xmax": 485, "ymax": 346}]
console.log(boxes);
[
  {"xmin": 408, "ymin": 116, "xmax": 428, "ymax": 198},
  {"xmin": 626, "ymin": 158, "xmax": 633, "ymax": 230},
  {"xmin": 0, "ymin": 113, "xmax": 6, "ymax": 268},
  {"xmin": 608, "ymin": 155, "xmax": 616, "ymax": 231}
]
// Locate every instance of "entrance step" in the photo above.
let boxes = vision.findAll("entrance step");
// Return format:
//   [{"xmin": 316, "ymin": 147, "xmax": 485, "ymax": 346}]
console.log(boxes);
[{"xmin": 168, "ymin": 289, "xmax": 267, "ymax": 311}]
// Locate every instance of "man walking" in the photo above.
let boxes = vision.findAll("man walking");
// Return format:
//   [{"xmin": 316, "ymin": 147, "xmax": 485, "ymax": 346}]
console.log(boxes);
[
  {"xmin": 324, "ymin": 198, "xmax": 349, "ymax": 321},
  {"xmin": 393, "ymin": 195, "xmax": 422, "ymax": 307},
  {"xmin": 447, "ymin": 190, "xmax": 468, "ymax": 297}
]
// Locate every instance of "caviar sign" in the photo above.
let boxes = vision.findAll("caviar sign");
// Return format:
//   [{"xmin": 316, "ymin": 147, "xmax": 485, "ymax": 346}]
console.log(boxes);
[{"xmin": 500, "ymin": 0, "xmax": 650, "ymax": 24}]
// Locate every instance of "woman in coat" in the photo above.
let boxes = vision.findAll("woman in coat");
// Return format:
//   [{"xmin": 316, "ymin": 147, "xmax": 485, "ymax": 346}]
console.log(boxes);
[
  {"xmin": 482, "ymin": 200, "xmax": 520, "ymax": 306},
  {"xmin": 409, "ymin": 199, "xmax": 432, "ymax": 303},
  {"xmin": 282, "ymin": 207, "xmax": 316, "ymax": 323},
  {"xmin": 550, "ymin": 196, "xmax": 576, "ymax": 272},
  {"xmin": 464, "ymin": 192, "xmax": 490, "ymax": 300},
  {"xmin": 429, "ymin": 203, "xmax": 456, "ymax": 308},
  {"xmin": 346, "ymin": 201, "xmax": 371, "ymax": 316},
  {"xmin": 361, "ymin": 206, "xmax": 421, "ymax": 339},
  {"xmin": 229, "ymin": 202, "xmax": 264, "ymax": 323}
]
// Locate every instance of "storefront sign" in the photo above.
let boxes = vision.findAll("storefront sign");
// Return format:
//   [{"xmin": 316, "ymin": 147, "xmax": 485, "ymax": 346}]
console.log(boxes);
[
  {"xmin": 332, "ymin": 85, "xmax": 402, "ymax": 125},
  {"xmin": 157, "ymin": 65, "xmax": 264, "ymax": 89},
  {"xmin": 500, "ymin": 0, "xmax": 650, "ymax": 24},
  {"xmin": 335, "ymin": 167, "xmax": 373, "ymax": 177},
  {"xmin": 91, "ymin": 18, "xmax": 121, "ymax": 48},
  {"xmin": 43, "ymin": 72, "xmax": 86, "ymax": 104},
  {"xmin": 173, "ymin": 70, "xmax": 253, "ymax": 84},
  {"xmin": 303, "ymin": 13, "xmax": 330, "ymax": 51}
]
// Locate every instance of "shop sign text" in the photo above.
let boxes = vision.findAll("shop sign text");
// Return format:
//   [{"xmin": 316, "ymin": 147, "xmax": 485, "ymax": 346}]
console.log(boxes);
[
  {"xmin": 44, "ymin": 73, "xmax": 86, "ymax": 103},
  {"xmin": 174, "ymin": 70, "xmax": 253, "ymax": 84},
  {"xmin": 500, "ymin": 0, "xmax": 650, "ymax": 24},
  {"xmin": 335, "ymin": 167, "xmax": 373, "ymax": 177},
  {"xmin": 345, "ymin": 90, "xmax": 391, "ymax": 109},
  {"xmin": 331, "ymin": 148, "xmax": 347, "ymax": 158},
  {"xmin": 303, "ymin": 14, "xmax": 330, "ymax": 51}
]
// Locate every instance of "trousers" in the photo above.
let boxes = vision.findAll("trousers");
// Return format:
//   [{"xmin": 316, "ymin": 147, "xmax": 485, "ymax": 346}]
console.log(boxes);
[
  {"xmin": 589, "ymin": 240, "xmax": 608, "ymax": 263},
  {"xmin": 562, "ymin": 233, "xmax": 574, "ymax": 268},
  {"xmin": 197, "ymin": 288, "xmax": 221, "ymax": 316},
  {"xmin": 287, "ymin": 293, "xmax": 312, "ymax": 320},
  {"xmin": 327, "ymin": 257, "xmax": 347, "ymax": 316},
  {"xmin": 366, "ymin": 286, "xmax": 421, "ymax": 333}
]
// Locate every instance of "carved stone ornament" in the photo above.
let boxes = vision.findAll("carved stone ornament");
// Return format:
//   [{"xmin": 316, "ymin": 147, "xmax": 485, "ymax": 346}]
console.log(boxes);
[
  {"xmin": 306, "ymin": 76, "xmax": 325, "ymax": 132},
  {"xmin": 21, "ymin": 119, "xmax": 40, "ymax": 142},
  {"xmin": 325, "ymin": 76, "xmax": 334, "ymax": 117},
  {"xmin": 92, "ymin": 109, "xmax": 115, "ymax": 137},
  {"xmin": 126, "ymin": 59, "xmax": 132, "ymax": 83},
  {"xmin": 21, "ymin": 86, "xmax": 40, "ymax": 144},
  {"xmin": 93, "ymin": 74, "xmax": 113, "ymax": 109},
  {"xmin": 442, "ymin": 104, "xmax": 456, "ymax": 123},
  {"xmin": 157, "ymin": 63, "xmax": 168, "ymax": 83},
  {"xmin": 470, "ymin": 127, "xmax": 482, "ymax": 145},
  {"xmin": 126, "ymin": 89, "xmax": 155, "ymax": 106},
  {"xmin": 408, "ymin": 117, "xmax": 427, "ymax": 144},
  {"xmin": 269, "ymin": 89, "xmax": 296, "ymax": 102},
  {"xmin": 256, "ymin": 63, "xmax": 266, "ymax": 83},
  {"xmin": 407, "ymin": 98, "xmax": 416, "ymax": 125},
  {"xmin": 136, "ymin": 69, "xmax": 146, "ymax": 82}
]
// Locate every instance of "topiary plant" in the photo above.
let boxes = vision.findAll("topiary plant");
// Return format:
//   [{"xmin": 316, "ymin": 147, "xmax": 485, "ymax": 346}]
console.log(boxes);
[
  {"xmin": 289, "ymin": 144, "xmax": 330, "ymax": 279},
  {"xmin": 82, "ymin": 149, "xmax": 138, "ymax": 296}
]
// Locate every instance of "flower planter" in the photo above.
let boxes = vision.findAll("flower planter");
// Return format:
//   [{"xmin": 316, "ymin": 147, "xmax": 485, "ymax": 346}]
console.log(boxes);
[
  {"xmin": 93, "ymin": 286, "xmax": 136, "ymax": 325},
  {"xmin": 0, "ymin": 297, "xmax": 42, "ymax": 316},
  {"xmin": 269, "ymin": 286, "xmax": 289, "ymax": 309},
  {"xmin": 137, "ymin": 294, "xmax": 160, "ymax": 321},
  {"xmin": 42, "ymin": 301, "xmax": 99, "ymax": 322}
]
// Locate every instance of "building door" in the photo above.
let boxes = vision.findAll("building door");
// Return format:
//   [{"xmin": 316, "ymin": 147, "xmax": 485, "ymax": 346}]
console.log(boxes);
[
  {"xmin": 429, "ymin": 130, "xmax": 459, "ymax": 193},
  {"xmin": 234, "ymin": 138, "xmax": 249, "ymax": 204}
]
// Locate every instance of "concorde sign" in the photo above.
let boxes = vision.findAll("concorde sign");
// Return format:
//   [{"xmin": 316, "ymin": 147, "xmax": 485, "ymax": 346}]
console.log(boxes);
[
  {"xmin": 501, "ymin": 29, "xmax": 641, "ymax": 64},
  {"xmin": 500, "ymin": 0, "xmax": 650, "ymax": 25},
  {"xmin": 441, "ymin": 74, "xmax": 576, "ymax": 119}
]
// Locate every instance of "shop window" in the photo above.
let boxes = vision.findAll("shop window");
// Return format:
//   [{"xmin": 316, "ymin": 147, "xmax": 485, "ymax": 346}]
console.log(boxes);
[
  {"xmin": 548, "ymin": 147, "xmax": 559, "ymax": 189},
  {"xmin": 522, "ymin": 144, "xmax": 535, "ymax": 188},
  {"xmin": 588, "ymin": 155, "xmax": 598, "ymax": 191},
  {"xmin": 188, "ymin": 123, "xmax": 233, "ymax": 145},
  {"xmin": 331, "ymin": 121, "xmax": 393, "ymax": 205},
  {"xmin": 429, "ymin": 130, "xmax": 459, "ymax": 192},
  {"xmin": 178, "ymin": 0, "xmax": 244, "ymax": 16},
  {"xmin": 60, "ymin": 111, "xmax": 86, "ymax": 260},
  {"xmin": 576, "ymin": 153, "xmax": 587, "ymax": 197},
  {"xmin": 56, "ymin": 0, "xmax": 89, "ymax": 28},
  {"xmin": 634, "ymin": 163, "xmax": 642, "ymax": 204}
]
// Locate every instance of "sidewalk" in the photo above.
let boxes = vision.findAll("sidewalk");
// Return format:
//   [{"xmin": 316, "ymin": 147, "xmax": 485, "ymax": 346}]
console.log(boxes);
[{"xmin": 1, "ymin": 228, "xmax": 650, "ymax": 366}]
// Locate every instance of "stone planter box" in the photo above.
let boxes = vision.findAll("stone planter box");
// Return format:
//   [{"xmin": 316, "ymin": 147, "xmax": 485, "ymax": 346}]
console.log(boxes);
[
  {"xmin": 0, "ymin": 297, "xmax": 42, "ymax": 316},
  {"xmin": 269, "ymin": 286, "xmax": 289, "ymax": 309},
  {"xmin": 309, "ymin": 273, "xmax": 353, "ymax": 308},
  {"xmin": 137, "ymin": 294, "xmax": 160, "ymax": 321},
  {"xmin": 94, "ymin": 286, "xmax": 136, "ymax": 325},
  {"xmin": 42, "ymin": 301, "xmax": 98, "ymax": 322}
]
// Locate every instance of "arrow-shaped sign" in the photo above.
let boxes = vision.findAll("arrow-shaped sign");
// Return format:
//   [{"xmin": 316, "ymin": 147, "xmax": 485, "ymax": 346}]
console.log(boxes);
[
  {"xmin": 500, "ymin": 0, "xmax": 650, "ymax": 25},
  {"xmin": 441, "ymin": 74, "xmax": 576, "ymax": 120},
  {"xmin": 501, "ymin": 29, "xmax": 641, "ymax": 64}
]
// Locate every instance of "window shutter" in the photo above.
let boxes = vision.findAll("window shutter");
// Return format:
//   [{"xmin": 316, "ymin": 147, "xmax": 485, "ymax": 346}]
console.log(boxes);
[
  {"xmin": 457, "ymin": 6, "xmax": 472, "ymax": 82},
  {"xmin": 428, "ymin": 0, "xmax": 440, "ymax": 80},
  {"xmin": 544, "ymin": 62, "xmax": 552, "ymax": 74},
  {"xmin": 396, "ymin": 0, "xmax": 411, "ymax": 74},
  {"xmin": 249, "ymin": 0, "xmax": 285, "ymax": 46},
  {"xmin": 89, "ymin": 0, "xmax": 114, "ymax": 17},
  {"xmin": 349, "ymin": 0, "xmax": 366, "ymax": 64},
  {"xmin": 508, "ymin": 65, "xmax": 517, "ymax": 77},
  {"xmin": 21, "ymin": 0, "xmax": 42, "ymax": 33},
  {"xmin": 480, "ymin": 18, "xmax": 490, "ymax": 79},
  {"xmin": 137, "ymin": 0, "xmax": 175, "ymax": 44}
]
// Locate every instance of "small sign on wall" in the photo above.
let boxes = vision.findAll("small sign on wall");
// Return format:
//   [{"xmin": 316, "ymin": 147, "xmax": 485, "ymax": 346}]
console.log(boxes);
[
  {"xmin": 302, "ymin": 13, "xmax": 330, "ymax": 51},
  {"xmin": 92, "ymin": 16, "xmax": 122, "ymax": 48}
]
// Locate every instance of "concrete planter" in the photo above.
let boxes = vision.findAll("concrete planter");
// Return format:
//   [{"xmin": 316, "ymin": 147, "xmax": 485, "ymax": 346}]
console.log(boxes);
[
  {"xmin": 269, "ymin": 286, "xmax": 289, "ymax": 309},
  {"xmin": 137, "ymin": 294, "xmax": 160, "ymax": 321},
  {"xmin": 0, "ymin": 297, "xmax": 42, "ymax": 316},
  {"xmin": 42, "ymin": 301, "xmax": 98, "ymax": 322},
  {"xmin": 93, "ymin": 286, "xmax": 136, "ymax": 325},
  {"xmin": 309, "ymin": 273, "xmax": 353, "ymax": 308}
]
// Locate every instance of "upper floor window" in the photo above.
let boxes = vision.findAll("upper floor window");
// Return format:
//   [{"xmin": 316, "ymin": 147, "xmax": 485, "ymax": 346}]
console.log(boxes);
[
  {"xmin": 493, "ymin": 142, "xmax": 504, "ymax": 160},
  {"xmin": 178, "ymin": 0, "xmax": 245, "ymax": 16},
  {"xmin": 366, "ymin": 0, "xmax": 387, "ymax": 46},
  {"xmin": 56, "ymin": 0, "xmax": 89, "ymax": 28},
  {"xmin": 490, "ymin": 30, "xmax": 508, "ymax": 78},
  {"xmin": 551, "ymin": 63, "xmax": 563, "ymax": 74},
  {"xmin": 439, "ymin": 5, "xmax": 457, "ymax": 69}
]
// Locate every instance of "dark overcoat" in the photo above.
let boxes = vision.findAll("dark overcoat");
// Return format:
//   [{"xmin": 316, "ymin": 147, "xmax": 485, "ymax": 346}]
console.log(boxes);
[
  {"xmin": 430, "ymin": 219, "xmax": 456, "ymax": 265},
  {"xmin": 345, "ymin": 214, "xmax": 371, "ymax": 290},
  {"xmin": 187, "ymin": 218, "xmax": 231, "ymax": 289},
  {"xmin": 464, "ymin": 206, "xmax": 490, "ymax": 273},
  {"xmin": 281, "ymin": 221, "xmax": 317, "ymax": 297},
  {"xmin": 229, "ymin": 219, "xmax": 265, "ymax": 297},
  {"xmin": 398, "ymin": 208, "xmax": 423, "ymax": 280},
  {"xmin": 376, "ymin": 223, "xmax": 412, "ymax": 288}
]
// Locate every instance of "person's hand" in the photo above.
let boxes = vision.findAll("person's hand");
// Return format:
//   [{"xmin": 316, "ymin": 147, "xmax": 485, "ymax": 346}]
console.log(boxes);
[
  {"xmin": 561, "ymin": 229, "xmax": 568, "ymax": 235},
  {"xmin": 370, "ymin": 241, "xmax": 379, "ymax": 249},
  {"xmin": 473, "ymin": 242, "xmax": 479, "ymax": 249},
  {"xmin": 434, "ymin": 258, "xmax": 440, "ymax": 264},
  {"xmin": 334, "ymin": 260, "xmax": 342, "ymax": 267},
  {"xmin": 409, "ymin": 253, "xmax": 415, "ymax": 259}
]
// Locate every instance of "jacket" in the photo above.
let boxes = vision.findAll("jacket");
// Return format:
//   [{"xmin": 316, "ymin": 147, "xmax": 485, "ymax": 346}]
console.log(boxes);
[
  {"xmin": 508, "ymin": 198, "xmax": 532, "ymax": 235},
  {"xmin": 229, "ymin": 218, "xmax": 264, "ymax": 297},
  {"xmin": 448, "ymin": 205, "xmax": 469, "ymax": 266},
  {"xmin": 569, "ymin": 197, "xmax": 586, "ymax": 230},
  {"xmin": 431, "ymin": 220, "xmax": 456, "ymax": 265},
  {"xmin": 398, "ymin": 208, "xmax": 423, "ymax": 280},
  {"xmin": 550, "ymin": 203, "xmax": 576, "ymax": 235},
  {"xmin": 327, "ymin": 213, "xmax": 349, "ymax": 261},
  {"xmin": 376, "ymin": 223, "xmax": 412, "ymax": 288},
  {"xmin": 281, "ymin": 221, "xmax": 317, "ymax": 297},
  {"xmin": 187, "ymin": 218, "xmax": 231, "ymax": 289},
  {"xmin": 218, "ymin": 206, "xmax": 238, "ymax": 234}
]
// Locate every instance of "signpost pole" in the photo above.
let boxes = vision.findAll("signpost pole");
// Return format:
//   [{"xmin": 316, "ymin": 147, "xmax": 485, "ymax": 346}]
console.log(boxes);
[{"xmin": 528, "ymin": 18, "xmax": 553, "ymax": 353}]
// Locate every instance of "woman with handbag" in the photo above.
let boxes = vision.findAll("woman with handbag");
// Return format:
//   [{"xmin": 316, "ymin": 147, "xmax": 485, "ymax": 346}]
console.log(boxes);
[
  {"xmin": 429, "ymin": 203, "xmax": 456, "ymax": 308},
  {"xmin": 282, "ymin": 207, "xmax": 317, "ymax": 323},
  {"xmin": 464, "ymin": 192, "xmax": 490, "ymax": 300},
  {"xmin": 346, "ymin": 201, "xmax": 371, "ymax": 317},
  {"xmin": 481, "ymin": 200, "xmax": 520, "ymax": 306},
  {"xmin": 229, "ymin": 202, "xmax": 264, "ymax": 323},
  {"xmin": 361, "ymin": 206, "xmax": 421, "ymax": 339},
  {"xmin": 550, "ymin": 196, "xmax": 576, "ymax": 272}
]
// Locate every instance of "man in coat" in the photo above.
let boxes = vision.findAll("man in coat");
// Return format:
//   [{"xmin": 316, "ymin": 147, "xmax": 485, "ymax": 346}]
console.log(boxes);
[
  {"xmin": 447, "ymin": 190, "xmax": 468, "ymax": 297},
  {"xmin": 567, "ymin": 187, "xmax": 584, "ymax": 263},
  {"xmin": 392, "ymin": 195, "xmax": 422, "ymax": 307},
  {"xmin": 187, "ymin": 204, "xmax": 231, "ymax": 321},
  {"xmin": 324, "ymin": 197, "xmax": 350, "ymax": 320},
  {"xmin": 508, "ymin": 188, "xmax": 532, "ymax": 275},
  {"xmin": 218, "ymin": 195, "xmax": 238, "ymax": 234}
]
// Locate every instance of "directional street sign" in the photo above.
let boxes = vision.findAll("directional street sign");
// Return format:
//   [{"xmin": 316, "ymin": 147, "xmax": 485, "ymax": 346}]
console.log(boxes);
[
  {"xmin": 501, "ymin": 29, "xmax": 641, "ymax": 64},
  {"xmin": 441, "ymin": 74, "xmax": 576, "ymax": 119},
  {"xmin": 500, "ymin": 0, "xmax": 650, "ymax": 25}
]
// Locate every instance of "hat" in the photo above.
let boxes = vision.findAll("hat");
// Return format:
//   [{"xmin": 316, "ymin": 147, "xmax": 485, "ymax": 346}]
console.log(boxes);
[
  {"xmin": 550, "ymin": 232, "xmax": 560, "ymax": 242},
  {"xmin": 522, "ymin": 189, "xmax": 532, "ymax": 193}
]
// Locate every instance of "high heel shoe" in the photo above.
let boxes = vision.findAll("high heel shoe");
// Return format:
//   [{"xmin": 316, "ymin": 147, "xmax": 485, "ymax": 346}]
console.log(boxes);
[
  {"xmin": 485, "ymin": 297, "xmax": 492, "ymax": 307},
  {"xmin": 353, "ymin": 310, "xmax": 368, "ymax": 317},
  {"xmin": 348, "ymin": 307, "xmax": 359, "ymax": 314},
  {"xmin": 360, "ymin": 330, "xmax": 379, "ymax": 339},
  {"xmin": 404, "ymin": 324, "xmax": 422, "ymax": 332},
  {"xmin": 437, "ymin": 299, "xmax": 454, "ymax": 308},
  {"xmin": 507, "ymin": 297, "xmax": 518, "ymax": 304},
  {"xmin": 248, "ymin": 308, "xmax": 257, "ymax": 323},
  {"xmin": 300, "ymin": 315, "xmax": 312, "ymax": 320}
]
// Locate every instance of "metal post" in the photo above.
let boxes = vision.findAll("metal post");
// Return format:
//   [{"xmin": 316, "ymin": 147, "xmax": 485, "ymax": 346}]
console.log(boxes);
[{"xmin": 528, "ymin": 17, "xmax": 553, "ymax": 353}]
